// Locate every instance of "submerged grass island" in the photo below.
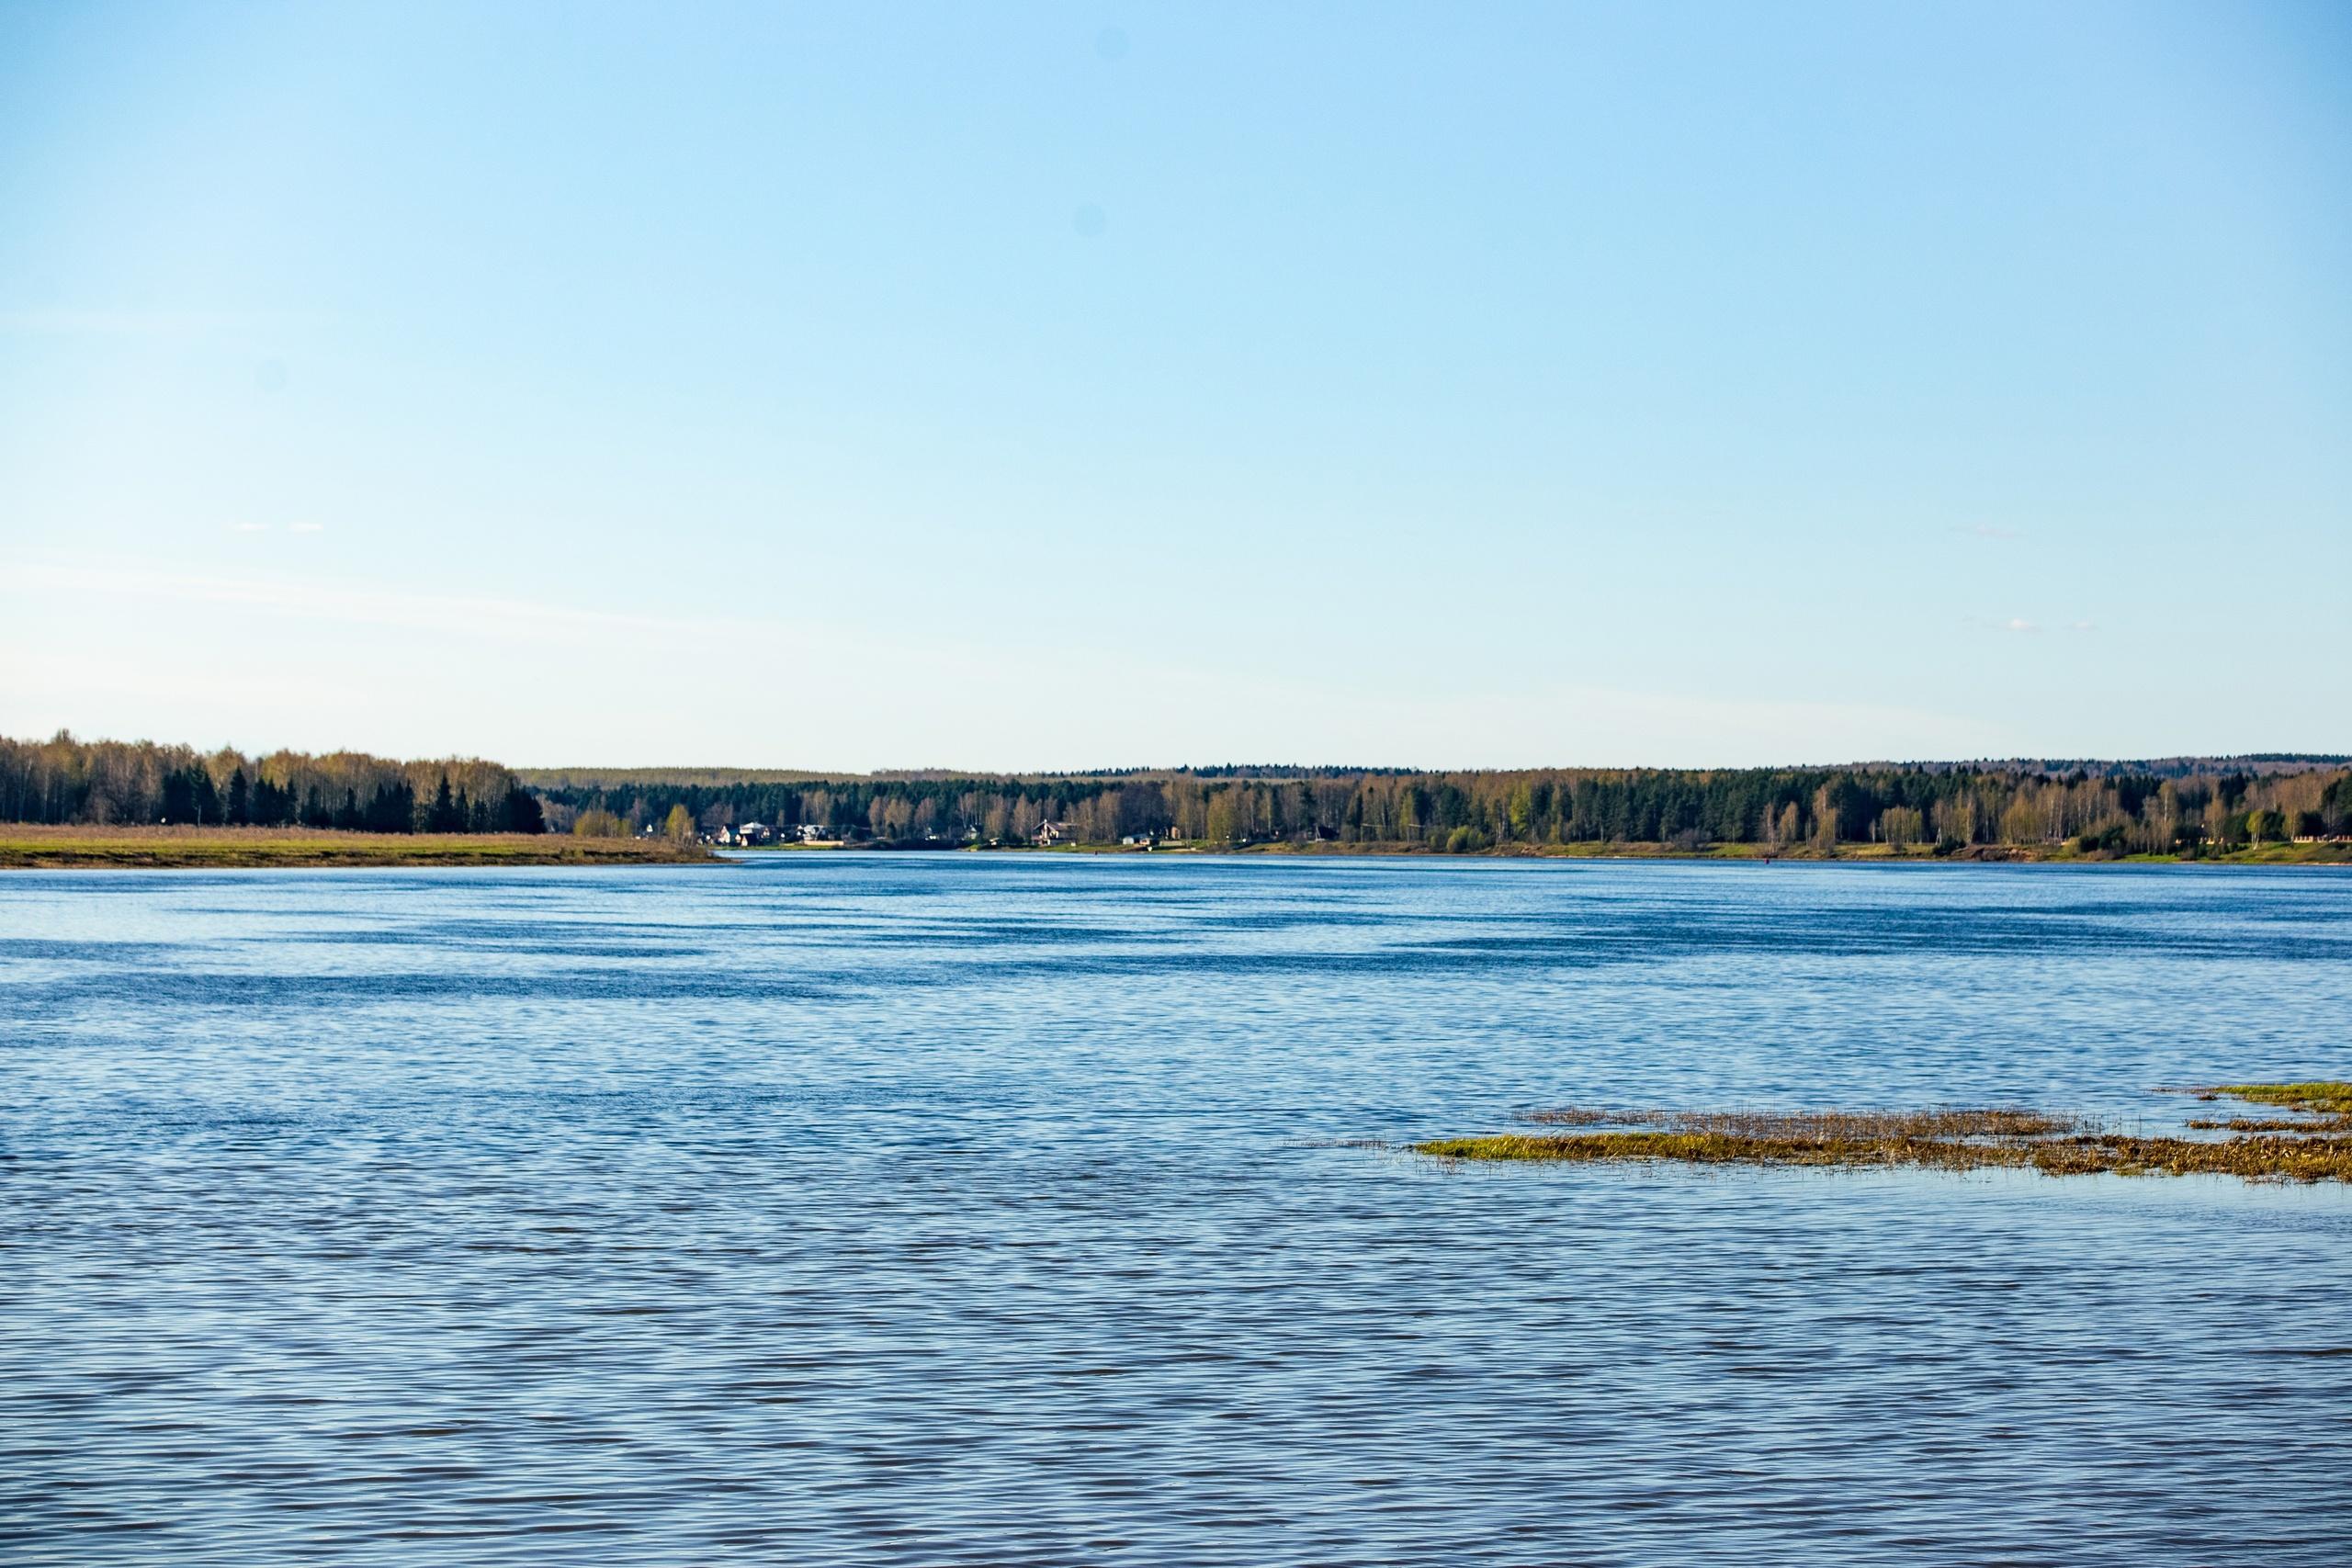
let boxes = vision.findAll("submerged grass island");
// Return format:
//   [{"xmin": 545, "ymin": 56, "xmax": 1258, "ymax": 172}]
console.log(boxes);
[{"xmin": 1413, "ymin": 1084, "xmax": 2352, "ymax": 1183}]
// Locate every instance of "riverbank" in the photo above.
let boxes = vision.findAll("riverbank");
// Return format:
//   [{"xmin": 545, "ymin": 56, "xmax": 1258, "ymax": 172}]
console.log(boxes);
[
  {"xmin": 0, "ymin": 826, "xmax": 718, "ymax": 869},
  {"xmin": 830, "ymin": 837, "xmax": 2349, "ymax": 865},
  {"xmin": 1222, "ymin": 838, "xmax": 2352, "ymax": 865},
  {"xmin": 13, "ymin": 826, "xmax": 2340, "ymax": 869}
]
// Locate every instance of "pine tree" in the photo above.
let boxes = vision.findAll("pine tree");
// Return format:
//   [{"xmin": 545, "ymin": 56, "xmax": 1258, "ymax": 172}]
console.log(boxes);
[{"xmin": 504, "ymin": 787, "xmax": 545, "ymax": 835}]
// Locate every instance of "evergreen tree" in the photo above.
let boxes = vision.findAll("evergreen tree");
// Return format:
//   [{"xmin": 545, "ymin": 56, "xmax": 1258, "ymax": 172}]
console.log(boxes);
[
  {"xmin": 504, "ymin": 787, "xmax": 546, "ymax": 835},
  {"xmin": 366, "ymin": 783, "xmax": 413, "ymax": 833}
]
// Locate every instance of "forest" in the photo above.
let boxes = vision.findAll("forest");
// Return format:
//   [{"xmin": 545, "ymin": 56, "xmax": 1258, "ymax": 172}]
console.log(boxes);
[
  {"xmin": 1, "ymin": 734, "xmax": 543, "ymax": 834},
  {"xmin": 521, "ymin": 758, "xmax": 2352, "ymax": 856},
  {"xmin": 11, "ymin": 734, "xmax": 2348, "ymax": 855}
]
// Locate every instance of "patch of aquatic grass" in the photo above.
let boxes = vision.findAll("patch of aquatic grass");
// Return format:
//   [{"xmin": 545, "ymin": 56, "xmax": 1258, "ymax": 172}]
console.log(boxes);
[
  {"xmin": 2203, "ymin": 1082, "xmax": 2352, "ymax": 1119},
  {"xmin": 1527, "ymin": 1107, "xmax": 2084, "ymax": 1140},
  {"xmin": 1416, "ymin": 1131, "xmax": 2045, "ymax": 1171},
  {"xmin": 2174, "ymin": 1081, "xmax": 2352, "ymax": 1136},
  {"xmin": 1417, "ymin": 1087, "xmax": 2352, "ymax": 1183},
  {"xmin": 2025, "ymin": 1134, "xmax": 2352, "ymax": 1181}
]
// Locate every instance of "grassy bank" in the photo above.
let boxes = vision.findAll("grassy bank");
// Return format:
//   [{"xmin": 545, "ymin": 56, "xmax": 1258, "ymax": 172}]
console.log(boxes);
[
  {"xmin": 17, "ymin": 825, "xmax": 2333, "ymax": 869},
  {"xmin": 995, "ymin": 838, "xmax": 2350, "ymax": 864},
  {"xmin": 0, "ymin": 825, "xmax": 718, "ymax": 869}
]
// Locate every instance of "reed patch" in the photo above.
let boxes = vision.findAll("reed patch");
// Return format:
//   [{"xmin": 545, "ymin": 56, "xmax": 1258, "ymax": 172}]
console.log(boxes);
[{"xmin": 1415, "ymin": 1085, "xmax": 2352, "ymax": 1182}]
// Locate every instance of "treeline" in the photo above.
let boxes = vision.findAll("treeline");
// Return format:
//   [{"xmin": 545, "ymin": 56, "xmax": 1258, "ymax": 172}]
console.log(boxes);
[
  {"xmin": 17, "ymin": 733, "xmax": 2349, "ymax": 853},
  {"xmin": 1, "ymin": 734, "xmax": 543, "ymax": 833},
  {"xmin": 534, "ymin": 761, "xmax": 2352, "ymax": 854}
]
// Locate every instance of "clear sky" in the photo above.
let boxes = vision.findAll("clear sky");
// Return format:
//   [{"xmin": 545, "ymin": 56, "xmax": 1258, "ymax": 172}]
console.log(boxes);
[{"xmin": 3, "ymin": 2, "xmax": 2346, "ymax": 770}]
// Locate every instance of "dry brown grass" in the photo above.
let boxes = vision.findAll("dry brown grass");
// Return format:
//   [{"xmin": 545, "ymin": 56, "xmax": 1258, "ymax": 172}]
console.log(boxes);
[
  {"xmin": 1526, "ymin": 1107, "xmax": 2085, "ymax": 1139},
  {"xmin": 0, "ymin": 825, "xmax": 718, "ymax": 869},
  {"xmin": 2199, "ymin": 1082, "xmax": 2352, "ymax": 1121},
  {"xmin": 1417, "ymin": 1086, "xmax": 2352, "ymax": 1183}
]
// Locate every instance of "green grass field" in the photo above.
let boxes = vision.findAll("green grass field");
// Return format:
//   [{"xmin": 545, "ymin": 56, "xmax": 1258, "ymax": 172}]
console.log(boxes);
[{"xmin": 0, "ymin": 826, "xmax": 718, "ymax": 869}]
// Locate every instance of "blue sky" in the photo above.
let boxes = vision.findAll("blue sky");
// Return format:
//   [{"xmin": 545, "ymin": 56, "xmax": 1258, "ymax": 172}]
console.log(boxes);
[{"xmin": 3, "ymin": 1, "xmax": 2346, "ymax": 769}]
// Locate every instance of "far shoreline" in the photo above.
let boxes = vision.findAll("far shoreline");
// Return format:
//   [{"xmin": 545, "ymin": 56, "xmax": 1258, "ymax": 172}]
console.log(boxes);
[
  {"xmin": 722, "ymin": 837, "xmax": 2347, "ymax": 869},
  {"xmin": 4, "ymin": 825, "xmax": 2342, "ymax": 872}
]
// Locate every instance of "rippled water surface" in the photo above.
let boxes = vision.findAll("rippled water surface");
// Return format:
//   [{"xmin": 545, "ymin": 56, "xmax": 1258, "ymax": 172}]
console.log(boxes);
[{"xmin": 6, "ymin": 855, "xmax": 2351, "ymax": 1564}]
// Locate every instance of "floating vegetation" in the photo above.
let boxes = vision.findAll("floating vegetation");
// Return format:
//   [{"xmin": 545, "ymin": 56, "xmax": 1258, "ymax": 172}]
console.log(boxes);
[
  {"xmin": 1525, "ymin": 1107, "xmax": 2086, "ymax": 1140},
  {"xmin": 2196, "ymin": 1082, "xmax": 2352, "ymax": 1124},
  {"xmin": 1415, "ymin": 1084, "xmax": 2352, "ymax": 1183}
]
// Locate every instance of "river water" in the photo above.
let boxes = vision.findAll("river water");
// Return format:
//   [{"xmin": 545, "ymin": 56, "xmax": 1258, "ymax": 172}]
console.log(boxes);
[{"xmin": 4, "ymin": 855, "xmax": 2349, "ymax": 1564}]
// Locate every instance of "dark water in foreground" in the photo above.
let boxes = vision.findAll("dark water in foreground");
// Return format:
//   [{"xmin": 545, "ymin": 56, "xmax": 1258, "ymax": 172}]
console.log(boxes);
[{"xmin": 4, "ymin": 855, "xmax": 2350, "ymax": 1565}]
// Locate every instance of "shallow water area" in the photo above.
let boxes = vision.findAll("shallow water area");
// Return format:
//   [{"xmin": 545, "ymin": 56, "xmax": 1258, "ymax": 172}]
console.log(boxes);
[{"xmin": 4, "ymin": 855, "xmax": 2350, "ymax": 1564}]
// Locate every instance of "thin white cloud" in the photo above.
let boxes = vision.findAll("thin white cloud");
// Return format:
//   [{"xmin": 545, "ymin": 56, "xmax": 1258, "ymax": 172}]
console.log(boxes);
[
  {"xmin": 6, "ymin": 561, "xmax": 693, "ymax": 643},
  {"xmin": 0, "ymin": 307, "xmax": 322, "ymax": 335},
  {"xmin": 2, "ymin": 309, "xmax": 235, "ymax": 335},
  {"xmin": 0, "ymin": 637, "xmax": 349, "ymax": 712},
  {"xmin": 1, "ymin": 558, "xmax": 2017, "ymax": 770},
  {"xmin": 1957, "ymin": 524, "xmax": 2022, "ymax": 540},
  {"xmin": 1965, "ymin": 614, "xmax": 2096, "ymax": 635},
  {"xmin": 288, "ymin": 522, "xmax": 325, "ymax": 534}
]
